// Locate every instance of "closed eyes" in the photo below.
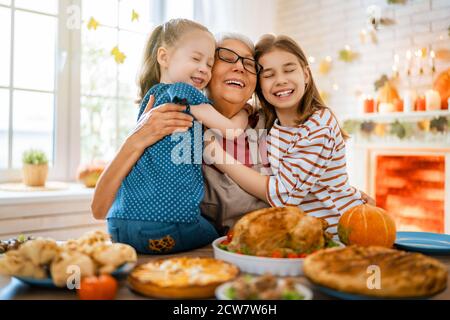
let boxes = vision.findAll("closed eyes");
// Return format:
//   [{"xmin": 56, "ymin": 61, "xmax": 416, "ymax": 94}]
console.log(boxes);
[{"xmin": 261, "ymin": 67, "xmax": 297, "ymax": 78}]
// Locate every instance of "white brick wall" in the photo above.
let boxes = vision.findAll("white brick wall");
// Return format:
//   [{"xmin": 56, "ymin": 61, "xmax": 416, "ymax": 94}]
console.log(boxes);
[{"xmin": 275, "ymin": 0, "xmax": 450, "ymax": 116}]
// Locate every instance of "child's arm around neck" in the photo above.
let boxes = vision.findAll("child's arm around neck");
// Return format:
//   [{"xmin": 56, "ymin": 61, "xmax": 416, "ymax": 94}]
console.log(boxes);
[
  {"xmin": 190, "ymin": 104, "xmax": 249, "ymax": 139},
  {"xmin": 164, "ymin": 82, "xmax": 248, "ymax": 139}
]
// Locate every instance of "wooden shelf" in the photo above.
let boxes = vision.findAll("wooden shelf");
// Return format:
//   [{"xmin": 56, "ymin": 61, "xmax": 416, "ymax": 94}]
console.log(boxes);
[{"xmin": 341, "ymin": 110, "xmax": 450, "ymax": 122}]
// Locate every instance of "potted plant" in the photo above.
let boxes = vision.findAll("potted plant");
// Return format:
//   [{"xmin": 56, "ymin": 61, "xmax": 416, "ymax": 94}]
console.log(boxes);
[{"xmin": 22, "ymin": 149, "xmax": 49, "ymax": 187}]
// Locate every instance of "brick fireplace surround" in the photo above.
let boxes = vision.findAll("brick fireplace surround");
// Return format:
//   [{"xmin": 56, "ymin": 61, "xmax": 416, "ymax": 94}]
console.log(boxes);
[{"xmin": 347, "ymin": 144, "xmax": 449, "ymax": 234}]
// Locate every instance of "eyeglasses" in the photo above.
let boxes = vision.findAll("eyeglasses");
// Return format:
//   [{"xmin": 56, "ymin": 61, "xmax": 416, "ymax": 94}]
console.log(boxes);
[{"xmin": 215, "ymin": 47, "xmax": 261, "ymax": 75}]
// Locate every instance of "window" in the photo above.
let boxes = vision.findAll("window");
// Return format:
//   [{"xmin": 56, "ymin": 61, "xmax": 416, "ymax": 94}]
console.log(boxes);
[
  {"xmin": 164, "ymin": 0, "xmax": 193, "ymax": 20},
  {"xmin": 80, "ymin": 0, "xmax": 198, "ymax": 163},
  {"xmin": 0, "ymin": 0, "xmax": 58, "ymax": 172},
  {"xmin": 0, "ymin": 0, "xmax": 198, "ymax": 182},
  {"xmin": 80, "ymin": 0, "xmax": 153, "ymax": 163}
]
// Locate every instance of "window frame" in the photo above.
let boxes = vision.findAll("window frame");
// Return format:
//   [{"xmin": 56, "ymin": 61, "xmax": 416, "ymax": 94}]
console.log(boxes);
[
  {"xmin": 0, "ymin": 0, "xmax": 196, "ymax": 183},
  {"xmin": 0, "ymin": 0, "xmax": 79, "ymax": 183}
]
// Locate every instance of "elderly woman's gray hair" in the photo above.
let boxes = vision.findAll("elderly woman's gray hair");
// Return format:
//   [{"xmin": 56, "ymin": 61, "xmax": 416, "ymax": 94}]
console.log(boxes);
[{"xmin": 215, "ymin": 32, "xmax": 255, "ymax": 55}]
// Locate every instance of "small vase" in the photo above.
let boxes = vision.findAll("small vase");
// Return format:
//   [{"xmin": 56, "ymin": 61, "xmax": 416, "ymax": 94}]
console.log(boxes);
[{"xmin": 22, "ymin": 163, "xmax": 48, "ymax": 187}]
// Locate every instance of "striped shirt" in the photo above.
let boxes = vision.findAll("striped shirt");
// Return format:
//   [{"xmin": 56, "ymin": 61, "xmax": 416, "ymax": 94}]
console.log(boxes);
[{"xmin": 266, "ymin": 108, "xmax": 364, "ymax": 235}]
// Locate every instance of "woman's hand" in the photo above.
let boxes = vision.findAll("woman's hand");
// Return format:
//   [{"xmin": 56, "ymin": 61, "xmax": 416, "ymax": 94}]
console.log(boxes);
[
  {"xmin": 126, "ymin": 95, "xmax": 194, "ymax": 152},
  {"xmin": 360, "ymin": 190, "xmax": 376, "ymax": 205}
]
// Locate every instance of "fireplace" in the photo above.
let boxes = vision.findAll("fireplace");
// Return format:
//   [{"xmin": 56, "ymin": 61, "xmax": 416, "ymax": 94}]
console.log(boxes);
[
  {"xmin": 374, "ymin": 155, "xmax": 445, "ymax": 233},
  {"xmin": 346, "ymin": 144, "xmax": 450, "ymax": 234}
]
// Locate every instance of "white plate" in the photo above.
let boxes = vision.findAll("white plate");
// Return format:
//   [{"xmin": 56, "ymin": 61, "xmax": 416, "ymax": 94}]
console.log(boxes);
[
  {"xmin": 215, "ymin": 280, "xmax": 313, "ymax": 300},
  {"xmin": 1, "ymin": 240, "xmax": 135, "ymax": 288},
  {"xmin": 213, "ymin": 237, "xmax": 344, "ymax": 277},
  {"xmin": 212, "ymin": 237, "xmax": 305, "ymax": 276}
]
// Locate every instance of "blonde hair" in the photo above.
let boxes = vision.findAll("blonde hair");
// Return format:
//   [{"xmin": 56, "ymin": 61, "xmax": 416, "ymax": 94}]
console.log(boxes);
[
  {"xmin": 136, "ymin": 19, "xmax": 211, "ymax": 103},
  {"xmin": 255, "ymin": 34, "xmax": 349, "ymax": 139}
]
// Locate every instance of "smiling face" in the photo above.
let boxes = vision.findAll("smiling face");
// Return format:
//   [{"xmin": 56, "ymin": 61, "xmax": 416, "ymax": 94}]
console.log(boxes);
[
  {"xmin": 259, "ymin": 49, "xmax": 310, "ymax": 113},
  {"xmin": 207, "ymin": 39, "xmax": 257, "ymax": 118},
  {"xmin": 158, "ymin": 29, "xmax": 215, "ymax": 90}
]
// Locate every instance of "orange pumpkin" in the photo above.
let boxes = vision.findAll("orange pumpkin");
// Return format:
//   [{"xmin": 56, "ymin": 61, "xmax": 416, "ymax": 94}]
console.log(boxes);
[
  {"xmin": 338, "ymin": 204, "xmax": 396, "ymax": 248},
  {"xmin": 377, "ymin": 82, "xmax": 400, "ymax": 104},
  {"xmin": 433, "ymin": 68, "xmax": 450, "ymax": 109},
  {"xmin": 77, "ymin": 161, "xmax": 106, "ymax": 188}
]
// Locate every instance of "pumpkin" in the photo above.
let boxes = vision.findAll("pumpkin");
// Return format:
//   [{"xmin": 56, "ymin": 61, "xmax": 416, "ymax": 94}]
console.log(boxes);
[
  {"xmin": 338, "ymin": 204, "xmax": 396, "ymax": 248},
  {"xmin": 77, "ymin": 275, "xmax": 118, "ymax": 300},
  {"xmin": 433, "ymin": 67, "xmax": 450, "ymax": 109},
  {"xmin": 377, "ymin": 82, "xmax": 400, "ymax": 104},
  {"xmin": 77, "ymin": 161, "xmax": 106, "ymax": 188}
]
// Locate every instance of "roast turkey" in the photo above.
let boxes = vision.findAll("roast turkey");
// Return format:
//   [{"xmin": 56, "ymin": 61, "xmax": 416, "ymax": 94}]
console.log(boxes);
[{"xmin": 228, "ymin": 206, "xmax": 331, "ymax": 256}]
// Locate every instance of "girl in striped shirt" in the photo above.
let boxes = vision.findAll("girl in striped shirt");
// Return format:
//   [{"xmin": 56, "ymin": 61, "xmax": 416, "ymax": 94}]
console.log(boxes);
[{"xmin": 209, "ymin": 34, "xmax": 364, "ymax": 235}]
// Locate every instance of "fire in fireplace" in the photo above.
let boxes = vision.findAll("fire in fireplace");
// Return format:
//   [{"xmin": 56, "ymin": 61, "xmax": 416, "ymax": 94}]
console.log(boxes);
[{"xmin": 375, "ymin": 155, "xmax": 445, "ymax": 233}]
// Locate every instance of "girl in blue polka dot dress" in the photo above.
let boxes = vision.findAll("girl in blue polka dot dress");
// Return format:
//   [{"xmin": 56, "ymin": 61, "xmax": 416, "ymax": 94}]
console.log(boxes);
[{"xmin": 106, "ymin": 19, "xmax": 251, "ymax": 254}]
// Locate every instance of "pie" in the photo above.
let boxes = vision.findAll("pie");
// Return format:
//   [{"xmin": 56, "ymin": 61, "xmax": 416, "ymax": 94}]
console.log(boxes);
[
  {"xmin": 228, "ymin": 206, "xmax": 331, "ymax": 256},
  {"xmin": 304, "ymin": 246, "xmax": 448, "ymax": 298},
  {"xmin": 128, "ymin": 257, "xmax": 239, "ymax": 298}
]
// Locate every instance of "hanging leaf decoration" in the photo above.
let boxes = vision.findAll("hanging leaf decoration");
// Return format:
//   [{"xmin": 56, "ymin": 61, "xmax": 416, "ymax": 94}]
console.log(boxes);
[
  {"xmin": 417, "ymin": 120, "xmax": 430, "ymax": 132},
  {"xmin": 343, "ymin": 120, "xmax": 359, "ymax": 134},
  {"xmin": 374, "ymin": 123, "xmax": 386, "ymax": 137},
  {"xmin": 374, "ymin": 74, "xmax": 389, "ymax": 91},
  {"xmin": 338, "ymin": 47, "xmax": 358, "ymax": 63},
  {"xmin": 87, "ymin": 17, "xmax": 99, "ymax": 30},
  {"xmin": 131, "ymin": 9, "xmax": 139, "ymax": 22},
  {"xmin": 359, "ymin": 29, "xmax": 378, "ymax": 44},
  {"xmin": 387, "ymin": 0, "xmax": 406, "ymax": 4},
  {"xmin": 319, "ymin": 58, "xmax": 332, "ymax": 75},
  {"xmin": 380, "ymin": 18, "xmax": 396, "ymax": 26},
  {"xmin": 430, "ymin": 116, "xmax": 448, "ymax": 133},
  {"xmin": 361, "ymin": 121, "xmax": 376, "ymax": 134},
  {"xmin": 389, "ymin": 120, "xmax": 406, "ymax": 139},
  {"xmin": 111, "ymin": 46, "xmax": 126, "ymax": 64},
  {"xmin": 343, "ymin": 116, "xmax": 449, "ymax": 142}
]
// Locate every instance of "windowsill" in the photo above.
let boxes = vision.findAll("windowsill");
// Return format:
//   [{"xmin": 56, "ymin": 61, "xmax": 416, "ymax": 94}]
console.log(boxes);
[{"xmin": 0, "ymin": 182, "xmax": 94, "ymax": 206}]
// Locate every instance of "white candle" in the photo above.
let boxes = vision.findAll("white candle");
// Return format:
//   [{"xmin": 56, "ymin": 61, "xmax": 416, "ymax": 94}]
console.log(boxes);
[
  {"xmin": 403, "ymin": 89, "xmax": 417, "ymax": 113},
  {"xmin": 430, "ymin": 50, "xmax": 436, "ymax": 74},
  {"xmin": 425, "ymin": 89, "xmax": 441, "ymax": 111},
  {"xmin": 415, "ymin": 49, "xmax": 424, "ymax": 75},
  {"xmin": 378, "ymin": 102, "xmax": 395, "ymax": 113}
]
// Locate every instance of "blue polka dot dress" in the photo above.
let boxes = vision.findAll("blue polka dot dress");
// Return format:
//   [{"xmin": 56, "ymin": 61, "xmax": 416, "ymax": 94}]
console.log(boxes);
[{"xmin": 107, "ymin": 83, "xmax": 210, "ymax": 223}]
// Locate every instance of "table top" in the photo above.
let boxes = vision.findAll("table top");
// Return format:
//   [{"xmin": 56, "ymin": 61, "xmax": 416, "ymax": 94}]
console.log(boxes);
[{"xmin": 1, "ymin": 245, "xmax": 449, "ymax": 300}]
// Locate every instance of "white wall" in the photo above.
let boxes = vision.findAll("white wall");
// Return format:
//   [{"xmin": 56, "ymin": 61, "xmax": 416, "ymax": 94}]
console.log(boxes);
[
  {"xmin": 196, "ymin": 0, "xmax": 277, "ymax": 42},
  {"xmin": 275, "ymin": 0, "xmax": 450, "ymax": 116}
]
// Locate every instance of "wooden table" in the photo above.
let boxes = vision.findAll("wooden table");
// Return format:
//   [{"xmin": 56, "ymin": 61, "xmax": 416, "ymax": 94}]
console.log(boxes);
[{"xmin": 1, "ymin": 246, "xmax": 449, "ymax": 300}]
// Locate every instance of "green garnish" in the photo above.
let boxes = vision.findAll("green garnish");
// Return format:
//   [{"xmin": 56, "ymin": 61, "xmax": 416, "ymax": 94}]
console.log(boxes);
[
  {"xmin": 218, "ymin": 243, "xmax": 228, "ymax": 251},
  {"xmin": 282, "ymin": 290, "xmax": 304, "ymax": 300},
  {"xmin": 225, "ymin": 286, "xmax": 236, "ymax": 299},
  {"xmin": 241, "ymin": 246, "xmax": 252, "ymax": 255},
  {"xmin": 326, "ymin": 239, "xmax": 340, "ymax": 248},
  {"xmin": 243, "ymin": 274, "xmax": 254, "ymax": 283}
]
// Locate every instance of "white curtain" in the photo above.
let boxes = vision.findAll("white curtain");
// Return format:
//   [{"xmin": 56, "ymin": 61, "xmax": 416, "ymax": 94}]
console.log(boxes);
[{"xmin": 194, "ymin": 0, "xmax": 276, "ymax": 42}]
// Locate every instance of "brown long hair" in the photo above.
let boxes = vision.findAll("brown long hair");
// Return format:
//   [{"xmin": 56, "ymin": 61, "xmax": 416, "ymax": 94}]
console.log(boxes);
[
  {"xmin": 136, "ymin": 19, "xmax": 211, "ymax": 104},
  {"xmin": 255, "ymin": 34, "xmax": 349, "ymax": 139}
]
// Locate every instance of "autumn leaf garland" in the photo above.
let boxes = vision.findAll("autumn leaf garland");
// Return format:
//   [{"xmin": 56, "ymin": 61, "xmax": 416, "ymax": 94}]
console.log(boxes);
[{"xmin": 86, "ymin": 9, "xmax": 140, "ymax": 65}]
